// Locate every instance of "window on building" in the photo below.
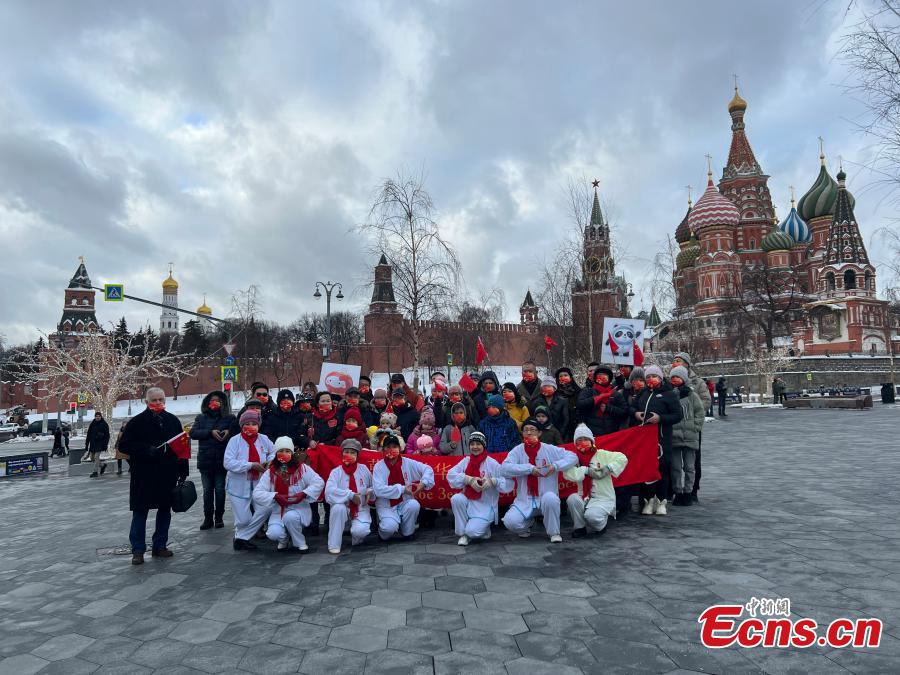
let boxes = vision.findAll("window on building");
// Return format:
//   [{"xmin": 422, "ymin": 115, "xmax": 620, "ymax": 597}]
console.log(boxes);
[
  {"xmin": 825, "ymin": 272, "xmax": 836, "ymax": 291},
  {"xmin": 71, "ymin": 299, "xmax": 77, "ymax": 306},
  {"xmin": 864, "ymin": 270, "xmax": 872, "ymax": 290},
  {"xmin": 750, "ymin": 238, "xmax": 756, "ymax": 249},
  {"xmin": 844, "ymin": 270, "xmax": 856, "ymax": 290}
]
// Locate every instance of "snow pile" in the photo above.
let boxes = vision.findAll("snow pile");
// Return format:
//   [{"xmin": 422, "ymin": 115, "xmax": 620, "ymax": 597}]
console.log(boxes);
[{"xmin": 730, "ymin": 403, "xmax": 785, "ymax": 410}]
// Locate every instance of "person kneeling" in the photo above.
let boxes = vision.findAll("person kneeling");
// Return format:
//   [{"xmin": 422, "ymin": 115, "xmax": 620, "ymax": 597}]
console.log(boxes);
[
  {"xmin": 325, "ymin": 439, "xmax": 375, "ymax": 554},
  {"xmin": 447, "ymin": 431, "xmax": 512, "ymax": 546},
  {"xmin": 372, "ymin": 433, "xmax": 435, "ymax": 540},
  {"xmin": 564, "ymin": 424, "xmax": 628, "ymax": 538},
  {"xmin": 501, "ymin": 418, "xmax": 578, "ymax": 543},
  {"xmin": 252, "ymin": 436, "xmax": 324, "ymax": 553}
]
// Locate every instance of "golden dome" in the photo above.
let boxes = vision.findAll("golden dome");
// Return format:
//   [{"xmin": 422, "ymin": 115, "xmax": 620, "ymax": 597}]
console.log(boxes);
[
  {"xmin": 728, "ymin": 86, "xmax": 747, "ymax": 113},
  {"xmin": 197, "ymin": 294, "xmax": 212, "ymax": 315},
  {"xmin": 162, "ymin": 272, "xmax": 179, "ymax": 291}
]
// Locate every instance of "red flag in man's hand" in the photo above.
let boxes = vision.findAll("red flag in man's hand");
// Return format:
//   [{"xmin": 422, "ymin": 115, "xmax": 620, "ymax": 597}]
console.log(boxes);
[{"xmin": 166, "ymin": 432, "xmax": 191, "ymax": 460}]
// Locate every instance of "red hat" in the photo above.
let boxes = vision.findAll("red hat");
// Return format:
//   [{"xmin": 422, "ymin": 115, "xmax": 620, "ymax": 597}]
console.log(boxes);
[{"xmin": 343, "ymin": 407, "xmax": 362, "ymax": 424}]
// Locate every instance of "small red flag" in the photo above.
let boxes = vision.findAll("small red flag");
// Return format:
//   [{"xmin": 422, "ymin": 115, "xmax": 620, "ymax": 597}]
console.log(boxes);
[
  {"xmin": 632, "ymin": 339, "xmax": 644, "ymax": 366},
  {"xmin": 459, "ymin": 371, "xmax": 478, "ymax": 394},
  {"xmin": 607, "ymin": 331, "xmax": 620, "ymax": 355},
  {"xmin": 544, "ymin": 335, "xmax": 558, "ymax": 351},
  {"xmin": 475, "ymin": 337, "xmax": 488, "ymax": 366},
  {"xmin": 167, "ymin": 431, "xmax": 191, "ymax": 460},
  {"xmin": 450, "ymin": 425, "xmax": 461, "ymax": 444}
]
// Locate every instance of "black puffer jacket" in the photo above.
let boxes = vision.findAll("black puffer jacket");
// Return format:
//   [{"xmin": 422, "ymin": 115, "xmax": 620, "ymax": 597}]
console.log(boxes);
[
  {"xmin": 472, "ymin": 370, "xmax": 501, "ymax": 419},
  {"xmin": 554, "ymin": 367, "xmax": 582, "ymax": 439},
  {"xmin": 262, "ymin": 408, "xmax": 308, "ymax": 446},
  {"xmin": 85, "ymin": 418, "xmax": 110, "ymax": 453},
  {"xmin": 190, "ymin": 391, "xmax": 236, "ymax": 474},
  {"xmin": 632, "ymin": 382, "xmax": 683, "ymax": 453}
]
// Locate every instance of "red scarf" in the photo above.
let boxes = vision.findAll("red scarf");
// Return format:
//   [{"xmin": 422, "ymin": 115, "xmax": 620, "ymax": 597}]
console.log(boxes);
[
  {"xmin": 242, "ymin": 432, "xmax": 261, "ymax": 480},
  {"xmin": 313, "ymin": 407, "xmax": 337, "ymax": 421},
  {"xmin": 576, "ymin": 449, "xmax": 593, "ymax": 499},
  {"xmin": 338, "ymin": 426, "xmax": 368, "ymax": 445},
  {"xmin": 463, "ymin": 452, "xmax": 488, "ymax": 500},
  {"xmin": 342, "ymin": 462, "xmax": 359, "ymax": 518},
  {"xmin": 524, "ymin": 439, "xmax": 541, "ymax": 497},
  {"xmin": 387, "ymin": 458, "xmax": 405, "ymax": 506},
  {"xmin": 270, "ymin": 463, "xmax": 303, "ymax": 514}
]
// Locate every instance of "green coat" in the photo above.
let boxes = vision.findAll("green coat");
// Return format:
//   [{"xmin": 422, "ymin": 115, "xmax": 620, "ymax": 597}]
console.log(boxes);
[{"xmin": 670, "ymin": 385, "xmax": 705, "ymax": 450}]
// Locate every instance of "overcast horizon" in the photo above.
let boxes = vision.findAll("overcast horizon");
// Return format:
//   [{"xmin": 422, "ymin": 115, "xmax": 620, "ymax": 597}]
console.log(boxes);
[{"xmin": 0, "ymin": 0, "xmax": 895, "ymax": 347}]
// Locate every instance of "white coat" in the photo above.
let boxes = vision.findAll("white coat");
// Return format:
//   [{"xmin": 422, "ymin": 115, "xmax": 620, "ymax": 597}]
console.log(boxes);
[
  {"xmin": 500, "ymin": 442, "xmax": 578, "ymax": 510},
  {"xmin": 563, "ymin": 448, "xmax": 628, "ymax": 510},
  {"xmin": 325, "ymin": 464, "xmax": 375, "ymax": 523},
  {"xmin": 252, "ymin": 463, "xmax": 324, "ymax": 517},
  {"xmin": 224, "ymin": 434, "xmax": 276, "ymax": 499},
  {"xmin": 446, "ymin": 455, "xmax": 512, "ymax": 524},
  {"xmin": 372, "ymin": 456, "xmax": 435, "ymax": 508}
]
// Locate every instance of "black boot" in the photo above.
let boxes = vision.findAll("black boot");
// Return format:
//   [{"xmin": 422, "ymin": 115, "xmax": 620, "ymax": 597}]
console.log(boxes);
[
  {"xmin": 214, "ymin": 514, "xmax": 224, "ymax": 528},
  {"xmin": 689, "ymin": 492, "xmax": 699, "ymax": 504},
  {"xmin": 572, "ymin": 527, "xmax": 587, "ymax": 539},
  {"xmin": 200, "ymin": 515, "xmax": 213, "ymax": 530},
  {"xmin": 233, "ymin": 539, "xmax": 258, "ymax": 551}
]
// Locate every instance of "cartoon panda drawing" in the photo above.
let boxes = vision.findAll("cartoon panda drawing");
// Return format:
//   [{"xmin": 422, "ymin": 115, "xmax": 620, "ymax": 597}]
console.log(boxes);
[{"xmin": 605, "ymin": 322, "xmax": 642, "ymax": 357}]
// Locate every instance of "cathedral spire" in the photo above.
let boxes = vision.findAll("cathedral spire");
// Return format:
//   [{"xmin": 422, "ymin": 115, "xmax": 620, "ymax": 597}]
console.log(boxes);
[
  {"xmin": 589, "ymin": 179, "xmax": 605, "ymax": 228},
  {"xmin": 723, "ymin": 85, "xmax": 762, "ymax": 180},
  {"xmin": 824, "ymin": 168, "xmax": 869, "ymax": 266}
]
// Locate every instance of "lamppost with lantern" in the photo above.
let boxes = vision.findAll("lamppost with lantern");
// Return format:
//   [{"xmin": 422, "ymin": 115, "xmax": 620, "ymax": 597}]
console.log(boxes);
[{"xmin": 313, "ymin": 281, "xmax": 343, "ymax": 359}]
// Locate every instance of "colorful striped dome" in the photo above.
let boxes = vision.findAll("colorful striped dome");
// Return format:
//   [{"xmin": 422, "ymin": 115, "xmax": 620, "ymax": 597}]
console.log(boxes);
[
  {"xmin": 761, "ymin": 230, "xmax": 795, "ymax": 252},
  {"xmin": 777, "ymin": 206, "xmax": 810, "ymax": 244},
  {"xmin": 797, "ymin": 163, "xmax": 855, "ymax": 221},
  {"xmin": 687, "ymin": 178, "xmax": 740, "ymax": 233}
]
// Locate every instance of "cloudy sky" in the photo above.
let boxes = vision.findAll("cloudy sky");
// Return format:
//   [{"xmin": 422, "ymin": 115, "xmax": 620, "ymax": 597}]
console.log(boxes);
[{"xmin": 0, "ymin": 0, "xmax": 893, "ymax": 346}]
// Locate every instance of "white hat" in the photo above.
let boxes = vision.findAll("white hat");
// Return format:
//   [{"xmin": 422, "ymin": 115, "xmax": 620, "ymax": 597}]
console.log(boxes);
[
  {"xmin": 274, "ymin": 436, "xmax": 294, "ymax": 452},
  {"xmin": 573, "ymin": 424, "xmax": 594, "ymax": 443}
]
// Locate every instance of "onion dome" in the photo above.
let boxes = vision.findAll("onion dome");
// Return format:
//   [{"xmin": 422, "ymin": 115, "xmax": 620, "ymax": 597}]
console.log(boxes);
[
  {"xmin": 728, "ymin": 86, "xmax": 747, "ymax": 114},
  {"xmin": 687, "ymin": 177, "xmax": 740, "ymax": 233},
  {"xmin": 162, "ymin": 272, "xmax": 178, "ymax": 291},
  {"xmin": 777, "ymin": 202, "xmax": 810, "ymax": 244},
  {"xmin": 797, "ymin": 157, "xmax": 855, "ymax": 221},
  {"xmin": 676, "ymin": 234, "xmax": 701, "ymax": 269},
  {"xmin": 197, "ymin": 294, "xmax": 212, "ymax": 315},
  {"xmin": 761, "ymin": 230, "xmax": 794, "ymax": 252},
  {"xmin": 674, "ymin": 202, "xmax": 693, "ymax": 244}
]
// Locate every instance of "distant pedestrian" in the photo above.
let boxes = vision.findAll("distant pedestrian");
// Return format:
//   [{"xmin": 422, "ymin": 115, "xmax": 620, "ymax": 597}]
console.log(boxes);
[
  {"xmin": 85, "ymin": 412, "xmax": 111, "ymax": 478},
  {"xmin": 113, "ymin": 419, "xmax": 130, "ymax": 474},
  {"xmin": 51, "ymin": 427, "xmax": 65, "ymax": 457},
  {"xmin": 118, "ymin": 388, "xmax": 188, "ymax": 565},
  {"xmin": 715, "ymin": 377, "xmax": 728, "ymax": 417}
]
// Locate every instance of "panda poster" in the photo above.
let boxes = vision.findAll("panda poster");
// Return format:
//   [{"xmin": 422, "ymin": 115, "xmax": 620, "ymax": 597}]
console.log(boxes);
[
  {"xmin": 318, "ymin": 362, "xmax": 361, "ymax": 396},
  {"xmin": 600, "ymin": 318, "xmax": 645, "ymax": 366}
]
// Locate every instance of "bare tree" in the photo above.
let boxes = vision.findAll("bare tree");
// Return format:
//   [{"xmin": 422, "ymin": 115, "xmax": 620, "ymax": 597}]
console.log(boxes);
[
  {"xmin": 746, "ymin": 343, "xmax": 794, "ymax": 399},
  {"xmin": 360, "ymin": 170, "xmax": 461, "ymax": 387},
  {"xmin": 454, "ymin": 288, "xmax": 507, "ymax": 324},
  {"xmin": 328, "ymin": 311, "xmax": 365, "ymax": 364},
  {"xmin": 27, "ymin": 332, "xmax": 199, "ymax": 420}
]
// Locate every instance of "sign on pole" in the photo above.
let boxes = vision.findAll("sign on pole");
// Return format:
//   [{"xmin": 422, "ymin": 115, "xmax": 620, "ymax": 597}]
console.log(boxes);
[
  {"xmin": 103, "ymin": 284, "xmax": 124, "ymax": 301},
  {"xmin": 599, "ymin": 318, "xmax": 645, "ymax": 367},
  {"xmin": 223, "ymin": 355, "xmax": 236, "ymax": 366},
  {"xmin": 223, "ymin": 343, "xmax": 236, "ymax": 356},
  {"xmin": 221, "ymin": 366, "xmax": 238, "ymax": 382},
  {"xmin": 806, "ymin": 372, "xmax": 813, "ymax": 381},
  {"xmin": 447, "ymin": 353, "xmax": 453, "ymax": 366},
  {"xmin": 77, "ymin": 392, "xmax": 88, "ymax": 404}
]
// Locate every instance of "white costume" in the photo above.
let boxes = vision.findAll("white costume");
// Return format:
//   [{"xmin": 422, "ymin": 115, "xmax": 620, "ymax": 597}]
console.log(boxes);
[
  {"xmin": 372, "ymin": 456, "xmax": 435, "ymax": 539},
  {"xmin": 252, "ymin": 464, "xmax": 324, "ymax": 549},
  {"xmin": 501, "ymin": 442, "xmax": 578, "ymax": 537},
  {"xmin": 564, "ymin": 448, "xmax": 628, "ymax": 533},
  {"xmin": 446, "ymin": 455, "xmax": 511, "ymax": 540},
  {"xmin": 224, "ymin": 434, "xmax": 276, "ymax": 541},
  {"xmin": 325, "ymin": 463, "xmax": 375, "ymax": 552}
]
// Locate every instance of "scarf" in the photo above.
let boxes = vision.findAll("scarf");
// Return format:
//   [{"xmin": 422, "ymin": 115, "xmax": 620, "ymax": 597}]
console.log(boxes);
[
  {"xmin": 592, "ymin": 383, "xmax": 614, "ymax": 409},
  {"xmin": 387, "ymin": 458, "xmax": 405, "ymax": 506},
  {"xmin": 313, "ymin": 407, "xmax": 337, "ymax": 422},
  {"xmin": 463, "ymin": 452, "xmax": 488, "ymax": 500},
  {"xmin": 342, "ymin": 462, "xmax": 359, "ymax": 518},
  {"xmin": 339, "ymin": 426, "xmax": 367, "ymax": 444},
  {"xmin": 242, "ymin": 432, "xmax": 261, "ymax": 480},
  {"xmin": 270, "ymin": 461, "xmax": 303, "ymax": 514},
  {"xmin": 524, "ymin": 439, "xmax": 541, "ymax": 497}
]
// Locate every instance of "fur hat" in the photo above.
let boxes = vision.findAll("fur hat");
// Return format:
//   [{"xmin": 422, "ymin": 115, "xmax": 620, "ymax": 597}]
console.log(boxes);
[
  {"xmin": 273, "ymin": 436, "xmax": 294, "ymax": 452},
  {"xmin": 628, "ymin": 367, "xmax": 645, "ymax": 383},
  {"xmin": 541, "ymin": 377, "xmax": 557, "ymax": 390},
  {"xmin": 468, "ymin": 431, "xmax": 487, "ymax": 447},
  {"xmin": 239, "ymin": 410, "xmax": 261, "ymax": 427},
  {"xmin": 644, "ymin": 365, "xmax": 664, "ymax": 379},
  {"xmin": 379, "ymin": 412, "xmax": 397, "ymax": 427},
  {"xmin": 340, "ymin": 438, "xmax": 362, "ymax": 453},
  {"xmin": 573, "ymin": 423, "xmax": 594, "ymax": 443},
  {"xmin": 669, "ymin": 366, "xmax": 690, "ymax": 383},
  {"xmin": 486, "ymin": 394, "xmax": 504, "ymax": 410}
]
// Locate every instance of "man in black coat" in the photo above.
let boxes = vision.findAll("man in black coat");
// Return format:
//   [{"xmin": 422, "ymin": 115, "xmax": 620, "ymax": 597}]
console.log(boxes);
[
  {"xmin": 190, "ymin": 391, "xmax": 235, "ymax": 530},
  {"xmin": 262, "ymin": 389, "xmax": 308, "ymax": 445},
  {"xmin": 119, "ymin": 387, "xmax": 188, "ymax": 565},
  {"xmin": 229, "ymin": 382, "xmax": 277, "ymax": 436},
  {"xmin": 85, "ymin": 412, "xmax": 110, "ymax": 478}
]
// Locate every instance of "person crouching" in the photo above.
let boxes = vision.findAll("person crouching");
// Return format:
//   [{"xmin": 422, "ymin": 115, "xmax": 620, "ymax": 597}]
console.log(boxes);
[
  {"xmin": 564, "ymin": 424, "xmax": 628, "ymax": 538},
  {"xmin": 325, "ymin": 439, "xmax": 375, "ymax": 554},
  {"xmin": 252, "ymin": 436, "xmax": 324, "ymax": 553},
  {"xmin": 501, "ymin": 418, "xmax": 578, "ymax": 543},
  {"xmin": 447, "ymin": 431, "xmax": 512, "ymax": 546},
  {"xmin": 372, "ymin": 433, "xmax": 435, "ymax": 541}
]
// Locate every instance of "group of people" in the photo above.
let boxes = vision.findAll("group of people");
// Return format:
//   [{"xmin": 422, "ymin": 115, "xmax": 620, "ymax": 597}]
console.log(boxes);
[{"xmin": 122, "ymin": 352, "xmax": 712, "ymax": 564}]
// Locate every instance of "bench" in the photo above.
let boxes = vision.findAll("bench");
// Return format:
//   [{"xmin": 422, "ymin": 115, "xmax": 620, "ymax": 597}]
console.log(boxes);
[{"xmin": 0, "ymin": 452, "xmax": 50, "ymax": 477}]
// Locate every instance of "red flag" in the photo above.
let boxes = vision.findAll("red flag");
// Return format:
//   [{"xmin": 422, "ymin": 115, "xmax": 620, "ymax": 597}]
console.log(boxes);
[
  {"xmin": 475, "ymin": 337, "xmax": 488, "ymax": 366},
  {"xmin": 450, "ymin": 425, "xmax": 461, "ymax": 444},
  {"xmin": 459, "ymin": 371, "xmax": 478, "ymax": 394},
  {"xmin": 632, "ymin": 339, "xmax": 644, "ymax": 366},
  {"xmin": 607, "ymin": 331, "xmax": 620, "ymax": 355},
  {"xmin": 166, "ymin": 432, "xmax": 191, "ymax": 460},
  {"xmin": 544, "ymin": 335, "xmax": 558, "ymax": 351}
]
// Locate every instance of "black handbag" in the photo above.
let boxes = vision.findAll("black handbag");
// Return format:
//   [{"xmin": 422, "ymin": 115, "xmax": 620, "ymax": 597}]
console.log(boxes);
[{"xmin": 171, "ymin": 479, "xmax": 197, "ymax": 513}]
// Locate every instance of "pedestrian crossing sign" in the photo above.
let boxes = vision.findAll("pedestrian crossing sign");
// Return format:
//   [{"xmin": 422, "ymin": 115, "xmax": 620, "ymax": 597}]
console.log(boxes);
[
  {"xmin": 221, "ymin": 366, "xmax": 238, "ymax": 382},
  {"xmin": 103, "ymin": 284, "xmax": 124, "ymax": 301}
]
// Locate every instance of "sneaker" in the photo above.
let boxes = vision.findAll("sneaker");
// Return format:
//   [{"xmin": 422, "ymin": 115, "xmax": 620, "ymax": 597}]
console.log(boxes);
[
  {"xmin": 655, "ymin": 499, "xmax": 668, "ymax": 516},
  {"xmin": 517, "ymin": 532, "xmax": 531, "ymax": 538},
  {"xmin": 277, "ymin": 539, "xmax": 290, "ymax": 551},
  {"xmin": 457, "ymin": 535, "xmax": 470, "ymax": 547},
  {"xmin": 642, "ymin": 497, "xmax": 657, "ymax": 515},
  {"xmin": 297, "ymin": 545, "xmax": 310, "ymax": 554},
  {"xmin": 328, "ymin": 548, "xmax": 341, "ymax": 554},
  {"xmin": 200, "ymin": 517, "xmax": 213, "ymax": 531},
  {"xmin": 572, "ymin": 527, "xmax": 587, "ymax": 539},
  {"xmin": 550, "ymin": 534, "xmax": 563, "ymax": 543}
]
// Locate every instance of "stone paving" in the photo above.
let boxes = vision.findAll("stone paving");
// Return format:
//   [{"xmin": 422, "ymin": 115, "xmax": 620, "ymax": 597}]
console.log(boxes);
[{"xmin": 1, "ymin": 405, "xmax": 899, "ymax": 674}]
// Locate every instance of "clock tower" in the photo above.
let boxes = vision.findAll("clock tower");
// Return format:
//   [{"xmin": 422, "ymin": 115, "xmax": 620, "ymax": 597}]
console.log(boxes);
[{"xmin": 571, "ymin": 180, "xmax": 628, "ymax": 360}]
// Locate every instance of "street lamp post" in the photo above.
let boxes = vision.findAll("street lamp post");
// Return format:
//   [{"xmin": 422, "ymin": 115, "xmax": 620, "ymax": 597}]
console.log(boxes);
[
  {"xmin": 624, "ymin": 282, "xmax": 636, "ymax": 315},
  {"xmin": 313, "ymin": 281, "xmax": 344, "ymax": 360}
]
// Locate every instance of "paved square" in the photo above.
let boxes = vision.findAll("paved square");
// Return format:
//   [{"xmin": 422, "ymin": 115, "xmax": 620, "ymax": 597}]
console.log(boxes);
[{"xmin": 1, "ymin": 405, "xmax": 897, "ymax": 673}]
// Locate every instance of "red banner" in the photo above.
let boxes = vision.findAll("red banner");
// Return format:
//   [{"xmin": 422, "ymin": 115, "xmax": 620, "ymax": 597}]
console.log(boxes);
[{"xmin": 308, "ymin": 425, "xmax": 660, "ymax": 509}]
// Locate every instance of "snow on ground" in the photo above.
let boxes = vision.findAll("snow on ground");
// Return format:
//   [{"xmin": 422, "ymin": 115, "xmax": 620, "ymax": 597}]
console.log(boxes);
[{"xmin": 730, "ymin": 403, "xmax": 785, "ymax": 409}]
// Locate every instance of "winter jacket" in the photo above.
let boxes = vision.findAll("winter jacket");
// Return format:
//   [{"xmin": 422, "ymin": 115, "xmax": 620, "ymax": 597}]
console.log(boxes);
[
  {"xmin": 563, "ymin": 448, "xmax": 629, "ymax": 507},
  {"xmin": 478, "ymin": 410, "xmax": 520, "ymax": 454},
  {"xmin": 85, "ymin": 418, "xmax": 111, "ymax": 454},
  {"xmin": 690, "ymin": 375, "xmax": 712, "ymax": 409},
  {"xmin": 670, "ymin": 384, "xmax": 705, "ymax": 450},
  {"xmin": 406, "ymin": 427, "xmax": 441, "ymax": 453},
  {"xmin": 516, "ymin": 379, "xmax": 542, "ymax": 408},
  {"xmin": 471, "ymin": 371, "xmax": 501, "ymax": 419},
  {"xmin": 633, "ymin": 383, "xmax": 683, "ymax": 454},
  {"xmin": 425, "ymin": 395, "xmax": 450, "ymax": 429},
  {"xmin": 438, "ymin": 423, "xmax": 476, "ymax": 456},
  {"xmin": 715, "ymin": 378, "xmax": 727, "ymax": 395},
  {"xmin": 190, "ymin": 391, "xmax": 236, "ymax": 474},
  {"xmin": 539, "ymin": 424, "xmax": 563, "ymax": 446},
  {"xmin": 261, "ymin": 408, "xmax": 309, "ymax": 446},
  {"xmin": 119, "ymin": 407, "xmax": 188, "ymax": 511},
  {"xmin": 554, "ymin": 368, "xmax": 582, "ymax": 440},
  {"xmin": 528, "ymin": 395, "xmax": 570, "ymax": 439},
  {"xmin": 310, "ymin": 410, "xmax": 340, "ymax": 445},
  {"xmin": 390, "ymin": 402, "xmax": 420, "ymax": 440},
  {"xmin": 229, "ymin": 399, "xmax": 276, "ymax": 437},
  {"xmin": 504, "ymin": 401, "xmax": 531, "ymax": 431},
  {"xmin": 576, "ymin": 384, "xmax": 619, "ymax": 437},
  {"xmin": 607, "ymin": 389, "xmax": 639, "ymax": 430}
]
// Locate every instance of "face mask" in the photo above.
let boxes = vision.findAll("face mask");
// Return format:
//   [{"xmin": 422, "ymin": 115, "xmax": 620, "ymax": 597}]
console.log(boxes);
[
  {"xmin": 523, "ymin": 435, "xmax": 540, "ymax": 448},
  {"xmin": 596, "ymin": 375, "xmax": 610, "ymax": 386},
  {"xmin": 374, "ymin": 399, "xmax": 387, "ymax": 409},
  {"xmin": 541, "ymin": 386, "xmax": 555, "ymax": 397},
  {"xmin": 452, "ymin": 412, "xmax": 466, "ymax": 424},
  {"xmin": 632, "ymin": 381, "xmax": 645, "ymax": 393},
  {"xmin": 522, "ymin": 371, "xmax": 536, "ymax": 382},
  {"xmin": 502, "ymin": 392, "xmax": 516, "ymax": 403},
  {"xmin": 670, "ymin": 377, "xmax": 684, "ymax": 387},
  {"xmin": 486, "ymin": 407, "xmax": 500, "ymax": 417},
  {"xmin": 359, "ymin": 385, "xmax": 370, "ymax": 394},
  {"xmin": 255, "ymin": 393, "xmax": 269, "ymax": 402},
  {"xmin": 342, "ymin": 453, "xmax": 357, "ymax": 466},
  {"xmin": 347, "ymin": 396, "xmax": 359, "ymax": 405},
  {"xmin": 559, "ymin": 373, "xmax": 571, "ymax": 384},
  {"xmin": 449, "ymin": 394, "xmax": 462, "ymax": 403},
  {"xmin": 318, "ymin": 401, "xmax": 332, "ymax": 412},
  {"xmin": 208, "ymin": 400, "xmax": 222, "ymax": 411},
  {"xmin": 575, "ymin": 439, "xmax": 593, "ymax": 452},
  {"xmin": 299, "ymin": 403, "xmax": 311, "ymax": 412},
  {"xmin": 275, "ymin": 451, "xmax": 293, "ymax": 464},
  {"xmin": 384, "ymin": 446, "xmax": 400, "ymax": 460},
  {"xmin": 279, "ymin": 401, "xmax": 293, "ymax": 412},
  {"xmin": 242, "ymin": 425, "xmax": 258, "ymax": 437},
  {"xmin": 647, "ymin": 377, "xmax": 661, "ymax": 389},
  {"xmin": 148, "ymin": 402, "xmax": 165, "ymax": 413},
  {"xmin": 344, "ymin": 419, "xmax": 358, "ymax": 430}
]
